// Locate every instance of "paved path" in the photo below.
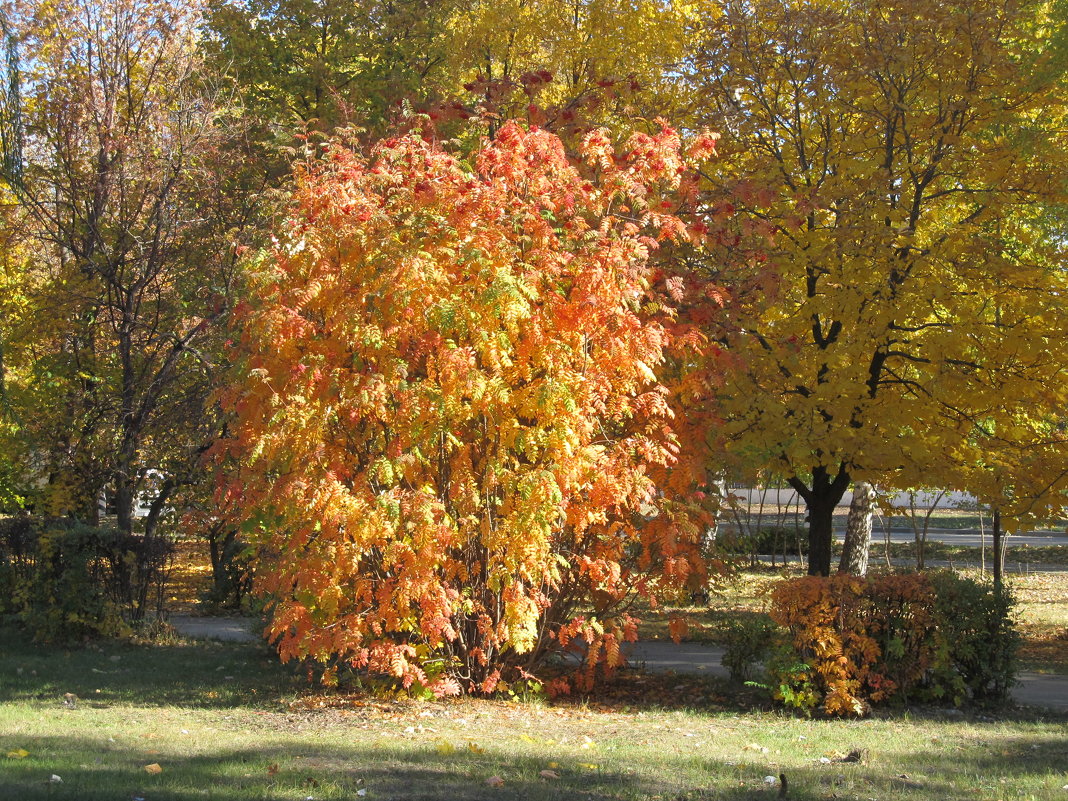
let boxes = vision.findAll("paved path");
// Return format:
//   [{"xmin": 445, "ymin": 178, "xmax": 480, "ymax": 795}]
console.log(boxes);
[
  {"xmin": 169, "ymin": 616, "xmax": 1068, "ymax": 712},
  {"xmin": 626, "ymin": 640, "xmax": 1068, "ymax": 711},
  {"xmin": 754, "ymin": 556, "xmax": 1068, "ymax": 574},
  {"xmin": 169, "ymin": 615, "xmax": 260, "ymax": 643}
]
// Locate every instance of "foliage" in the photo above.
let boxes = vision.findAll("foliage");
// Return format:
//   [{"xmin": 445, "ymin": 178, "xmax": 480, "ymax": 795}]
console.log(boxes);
[
  {"xmin": 928, "ymin": 570, "xmax": 1019, "ymax": 702},
  {"xmin": 0, "ymin": 0, "xmax": 247, "ymax": 533},
  {"xmin": 718, "ymin": 526, "xmax": 807, "ymax": 561},
  {"xmin": 767, "ymin": 572, "xmax": 1020, "ymax": 716},
  {"xmin": 688, "ymin": 0, "xmax": 1068, "ymax": 574},
  {"xmin": 718, "ymin": 613, "xmax": 777, "ymax": 683},
  {"xmin": 0, "ymin": 516, "xmax": 173, "ymax": 640},
  {"xmin": 202, "ymin": 0, "xmax": 457, "ymax": 136},
  {"xmin": 203, "ymin": 0, "xmax": 694, "ymax": 142},
  {"xmin": 215, "ymin": 121, "xmax": 720, "ymax": 694}
]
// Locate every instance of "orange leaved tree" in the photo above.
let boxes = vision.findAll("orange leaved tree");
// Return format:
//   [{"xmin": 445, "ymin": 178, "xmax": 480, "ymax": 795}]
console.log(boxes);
[{"xmin": 214, "ymin": 121, "xmax": 720, "ymax": 695}]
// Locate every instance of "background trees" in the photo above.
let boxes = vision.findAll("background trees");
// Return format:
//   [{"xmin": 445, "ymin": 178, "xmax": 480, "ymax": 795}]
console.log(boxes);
[
  {"xmin": 688, "ymin": 0, "xmax": 1068, "ymax": 574},
  {"xmin": 0, "ymin": 0, "xmax": 246, "ymax": 538},
  {"xmin": 0, "ymin": 0, "xmax": 1064, "ymax": 688}
]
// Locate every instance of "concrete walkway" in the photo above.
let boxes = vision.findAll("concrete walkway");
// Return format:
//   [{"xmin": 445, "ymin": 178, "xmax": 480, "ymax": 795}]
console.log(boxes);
[
  {"xmin": 169, "ymin": 616, "xmax": 1068, "ymax": 712},
  {"xmin": 626, "ymin": 640, "xmax": 1068, "ymax": 711},
  {"xmin": 168, "ymin": 615, "xmax": 261, "ymax": 643}
]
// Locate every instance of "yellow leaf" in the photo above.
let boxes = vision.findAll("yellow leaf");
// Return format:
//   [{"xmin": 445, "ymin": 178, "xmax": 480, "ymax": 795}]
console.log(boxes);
[
  {"xmin": 436, "ymin": 742, "xmax": 456, "ymax": 755},
  {"xmin": 467, "ymin": 742, "xmax": 484, "ymax": 754},
  {"xmin": 144, "ymin": 763, "xmax": 163, "ymax": 774},
  {"xmin": 6, "ymin": 748, "xmax": 29, "ymax": 759}
]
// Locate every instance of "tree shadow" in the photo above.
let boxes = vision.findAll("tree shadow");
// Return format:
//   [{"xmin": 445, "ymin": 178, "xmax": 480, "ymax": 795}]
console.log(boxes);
[
  {"xmin": 0, "ymin": 734, "xmax": 703, "ymax": 801},
  {"xmin": 0, "ymin": 622, "xmax": 299, "ymax": 709},
  {"xmin": 6, "ymin": 729, "xmax": 1063, "ymax": 801}
]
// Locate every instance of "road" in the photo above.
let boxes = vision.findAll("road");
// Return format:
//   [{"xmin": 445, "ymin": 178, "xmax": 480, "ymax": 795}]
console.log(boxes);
[
  {"xmin": 870, "ymin": 528, "xmax": 1067, "ymax": 548},
  {"xmin": 720, "ymin": 523, "xmax": 1068, "ymax": 548}
]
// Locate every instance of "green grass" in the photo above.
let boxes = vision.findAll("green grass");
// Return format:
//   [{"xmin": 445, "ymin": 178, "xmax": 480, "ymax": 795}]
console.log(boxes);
[{"xmin": 2, "ymin": 622, "xmax": 1068, "ymax": 800}]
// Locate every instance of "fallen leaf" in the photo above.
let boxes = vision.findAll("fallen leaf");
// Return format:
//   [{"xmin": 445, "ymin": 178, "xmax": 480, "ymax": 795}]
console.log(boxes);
[
  {"xmin": 267, "ymin": 763, "xmax": 279, "ymax": 776},
  {"xmin": 436, "ymin": 742, "xmax": 456, "ymax": 756},
  {"xmin": 539, "ymin": 769, "xmax": 560, "ymax": 780},
  {"xmin": 144, "ymin": 763, "xmax": 163, "ymax": 774},
  {"xmin": 580, "ymin": 763, "xmax": 598, "ymax": 770},
  {"xmin": 467, "ymin": 742, "xmax": 484, "ymax": 754},
  {"xmin": 547, "ymin": 761, "xmax": 559, "ymax": 769},
  {"xmin": 485, "ymin": 776, "xmax": 505, "ymax": 787},
  {"xmin": 5, "ymin": 748, "xmax": 29, "ymax": 759}
]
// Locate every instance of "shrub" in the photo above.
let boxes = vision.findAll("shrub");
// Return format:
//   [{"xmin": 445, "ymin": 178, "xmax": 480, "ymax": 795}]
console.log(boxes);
[
  {"xmin": 718, "ymin": 527, "xmax": 807, "ymax": 565},
  {"xmin": 0, "ymin": 516, "xmax": 173, "ymax": 640},
  {"xmin": 928, "ymin": 571, "xmax": 1018, "ymax": 703},
  {"xmin": 213, "ymin": 122, "xmax": 718, "ymax": 694},
  {"xmin": 767, "ymin": 572, "xmax": 1019, "ymax": 715},
  {"xmin": 719, "ymin": 613, "xmax": 778, "ymax": 683}
]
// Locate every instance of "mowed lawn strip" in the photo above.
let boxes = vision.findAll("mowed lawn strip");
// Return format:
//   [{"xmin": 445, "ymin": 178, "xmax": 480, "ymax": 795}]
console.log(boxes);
[{"xmin": 2, "ymin": 624, "xmax": 1067, "ymax": 800}]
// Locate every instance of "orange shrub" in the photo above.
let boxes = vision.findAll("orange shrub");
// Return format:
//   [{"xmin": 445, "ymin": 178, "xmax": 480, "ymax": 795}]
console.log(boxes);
[
  {"xmin": 768, "ymin": 574, "xmax": 948, "ymax": 716},
  {"xmin": 213, "ymin": 121, "xmax": 726, "ymax": 695}
]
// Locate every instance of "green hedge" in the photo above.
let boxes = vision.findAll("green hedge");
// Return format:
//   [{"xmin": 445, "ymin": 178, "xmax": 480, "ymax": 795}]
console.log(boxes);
[{"xmin": 0, "ymin": 516, "xmax": 172, "ymax": 640}]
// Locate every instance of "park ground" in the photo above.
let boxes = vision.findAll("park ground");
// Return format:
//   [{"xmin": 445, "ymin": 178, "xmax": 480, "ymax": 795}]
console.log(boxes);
[{"xmin": 1, "ymin": 531, "xmax": 1067, "ymax": 800}]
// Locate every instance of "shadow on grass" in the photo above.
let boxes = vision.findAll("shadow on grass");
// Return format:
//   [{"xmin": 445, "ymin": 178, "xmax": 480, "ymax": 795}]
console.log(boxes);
[
  {"xmin": 1, "ymin": 734, "xmax": 685, "ymax": 801},
  {"xmin": 4, "ymin": 729, "xmax": 1067, "ymax": 801},
  {"xmin": 0, "ymin": 622, "xmax": 299, "ymax": 709}
]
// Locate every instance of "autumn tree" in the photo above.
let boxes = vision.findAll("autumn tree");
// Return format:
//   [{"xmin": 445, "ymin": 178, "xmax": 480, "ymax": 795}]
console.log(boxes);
[
  {"xmin": 0, "ymin": 0, "xmax": 248, "ymax": 552},
  {"xmin": 838, "ymin": 483, "xmax": 874, "ymax": 576},
  {"xmin": 438, "ymin": 0, "xmax": 692, "ymax": 127},
  {"xmin": 201, "ymin": 0, "xmax": 458, "ymax": 137},
  {"xmin": 215, "ymin": 122, "xmax": 718, "ymax": 693},
  {"xmin": 688, "ymin": 0, "xmax": 1068, "ymax": 574},
  {"xmin": 202, "ymin": 0, "xmax": 697, "ymax": 148}
]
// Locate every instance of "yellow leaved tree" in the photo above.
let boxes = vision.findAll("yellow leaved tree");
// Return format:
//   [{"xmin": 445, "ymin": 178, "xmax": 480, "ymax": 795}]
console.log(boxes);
[{"xmin": 687, "ymin": 0, "xmax": 1068, "ymax": 574}]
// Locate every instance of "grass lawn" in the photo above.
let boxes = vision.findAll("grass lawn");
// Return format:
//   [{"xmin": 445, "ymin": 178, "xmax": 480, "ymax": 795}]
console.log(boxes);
[{"xmin": 2, "ymin": 620, "xmax": 1068, "ymax": 801}]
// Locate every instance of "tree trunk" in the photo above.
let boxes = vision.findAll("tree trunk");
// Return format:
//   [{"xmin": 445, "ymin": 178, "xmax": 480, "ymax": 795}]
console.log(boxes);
[
  {"xmin": 992, "ymin": 507, "xmax": 1003, "ymax": 589},
  {"xmin": 789, "ymin": 464, "xmax": 851, "ymax": 576},
  {"xmin": 838, "ymin": 482, "xmax": 874, "ymax": 575}
]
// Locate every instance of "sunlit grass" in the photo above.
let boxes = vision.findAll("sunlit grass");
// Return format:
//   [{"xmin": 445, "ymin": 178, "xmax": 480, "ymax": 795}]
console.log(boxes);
[{"xmin": 2, "ymin": 646, "xmax": 1066, "ymax": 801}]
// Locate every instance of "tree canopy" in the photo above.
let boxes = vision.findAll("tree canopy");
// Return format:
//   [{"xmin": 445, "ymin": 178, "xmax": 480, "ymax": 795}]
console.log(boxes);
[
  {"xmin": 1, "ymin": 0, "xmax": 1067, "ymax": 679},
  {"xmin": 687, "ymin": 0, "xmax": 1068, "ymax": 573}
]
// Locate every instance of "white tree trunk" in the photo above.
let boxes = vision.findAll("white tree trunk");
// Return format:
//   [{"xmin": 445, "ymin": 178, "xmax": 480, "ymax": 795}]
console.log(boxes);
[{"xmin": 838, "ymin": 482, "xmax": 874, "ymax": 576}]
